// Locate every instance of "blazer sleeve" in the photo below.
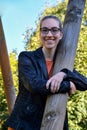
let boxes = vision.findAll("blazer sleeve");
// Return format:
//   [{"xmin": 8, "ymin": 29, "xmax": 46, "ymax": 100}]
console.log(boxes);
[
  {"xmin": 61, "ymin": 68, "xmax": 87, "ymax": 91},
  {"xmin": 18, "ymin": 51, "xmax": 51, "ymax": 95}
]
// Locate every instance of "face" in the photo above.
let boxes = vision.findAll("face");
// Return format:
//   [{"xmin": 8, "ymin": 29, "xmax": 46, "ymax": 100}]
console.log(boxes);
[{"xmin": 40, "ymin": 18, "xmax": 63, "ymax": 50}]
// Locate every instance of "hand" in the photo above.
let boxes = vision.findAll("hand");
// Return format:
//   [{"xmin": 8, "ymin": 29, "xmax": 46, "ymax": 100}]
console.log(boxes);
[
  {"xmin": 46, "ymin": 72, "xmax": 66, "ymax": 93},
  {"xmin": 69, "ymin": 81, "xmax": 76, "ymax": 95}
]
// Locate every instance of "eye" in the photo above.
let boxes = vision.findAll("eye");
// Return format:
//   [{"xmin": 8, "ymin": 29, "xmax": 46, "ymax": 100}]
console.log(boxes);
[
  {"xmin": 40, "ymin": 27, "xmax": 48, "ymax": 31},
  {"xmin": 40, "ymin": 27, "xmax": 49, "ymax": 34},
  {"xmin": 52, "ymin": 27, "xmax": 61, "ymax": 32}
]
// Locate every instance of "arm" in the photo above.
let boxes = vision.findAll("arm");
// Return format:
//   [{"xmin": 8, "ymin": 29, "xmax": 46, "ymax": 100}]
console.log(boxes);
[
  {"xmin": 61, "ymin": 68, "xmax": 87, "ymax": 91},
  {"xmin": 18, "ymin": 52, "xmax": 50, "ymax": 95},
  {"xmin": 18, "ymin": 52, "xmax": 71, "ymax": 95},
  {"xmin": 46, "ymin": 72, "xmax": 66, "ymax": 93},
  {"xmin": 46, "ymin": 72, "xmax": 75, "ymax": 94},
  {"xmin": 58, "ymin": 81, "xmax": 76, "ymax": 94}
]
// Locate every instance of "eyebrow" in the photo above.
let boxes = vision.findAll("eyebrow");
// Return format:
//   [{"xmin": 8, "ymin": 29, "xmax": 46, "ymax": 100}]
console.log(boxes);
[{"xmin": 41, "ymin": 26, "xmax": 60, "ymax": 28}]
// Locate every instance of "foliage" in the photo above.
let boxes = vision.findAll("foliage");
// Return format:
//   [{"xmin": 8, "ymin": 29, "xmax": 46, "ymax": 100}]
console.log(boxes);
[
  {"xmin": 68, "ymin": 2, "xmax": 87, "ymax": 129},
  {"xmin": 23, "ymin": 1, "xmax": 68, "ymax": 51},
  {"xmin": 9, "ymin": 51, "xmax": 18, "ymax": 93},
  {"xmin": 68, "ymin": 2, "xmax": 87, "ymax": 128},
  {"xmin": 0, "ymin": 71, "xmax": 8, "ymax": 130},
  {"xmin": 0, "ymin": 51, "xmax": 18, "ymax": 129}
]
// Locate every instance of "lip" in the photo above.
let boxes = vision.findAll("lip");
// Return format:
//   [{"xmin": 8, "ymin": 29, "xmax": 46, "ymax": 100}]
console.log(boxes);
[{"xmin": 45, "ymin": 37, "xmax": 55, "ymax": 41}]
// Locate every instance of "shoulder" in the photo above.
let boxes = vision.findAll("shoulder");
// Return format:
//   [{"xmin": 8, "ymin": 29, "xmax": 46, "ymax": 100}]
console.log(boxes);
[
  {"xmin": 18, "ymin": 50, "xmax": 35, "ymax": 62},
  {"xmin": 19, "ymin": 51, "xmax": 33, "ymax": 57},
  {"xmin": 18, "ymin": 47, "xmax": 43, "ymax": 60},
  {"xmin": 18, "ymin": 51, "xmax": 35, "ymax": 67}
]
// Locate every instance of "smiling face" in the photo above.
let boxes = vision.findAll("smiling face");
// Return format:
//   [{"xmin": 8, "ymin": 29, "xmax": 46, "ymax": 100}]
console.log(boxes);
[{"xmin": 40, "ymin": 18, "xmax": 63, "ymax": 51}]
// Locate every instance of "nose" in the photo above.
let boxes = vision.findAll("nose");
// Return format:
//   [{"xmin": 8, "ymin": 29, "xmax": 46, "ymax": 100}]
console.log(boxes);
[{"xmin": 47, "ymin": 30, "xmax": 53, "ymax": 36}]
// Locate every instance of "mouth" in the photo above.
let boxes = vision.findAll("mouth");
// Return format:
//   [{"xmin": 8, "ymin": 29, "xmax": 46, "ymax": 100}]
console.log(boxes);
[{"xmin": 45, "ymin": 37, "xmax": 55, "ymax": 41}]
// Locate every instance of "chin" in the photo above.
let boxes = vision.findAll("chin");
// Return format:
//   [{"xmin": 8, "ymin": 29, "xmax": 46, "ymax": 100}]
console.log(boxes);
[
  {"xmin": 46, "ymin": 46, "xmax": 55, "ymax": 49},
  {"xmin": 45, "ymin": 44, "xmax": 54, "ymax": 48}
]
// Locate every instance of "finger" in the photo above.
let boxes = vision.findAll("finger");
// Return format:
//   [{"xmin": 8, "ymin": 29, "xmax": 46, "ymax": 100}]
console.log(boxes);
[
  {"xmin": 52, "ymin": 81, "xmax": 58, "ymax": 92},
  {"xmin": 56, "ymin": 84, "xmax": 60, "ymax": 92},
  {"xmin": 46, "ymin": 78, "xmax": 52, "ymax": 89},
  {"xmin": 51, "ymin": 80, "xmax": 58, "ymax": 93},
  {"xmin": 50, "ymin": 81, "xmax": 56, "ymax": 93}
]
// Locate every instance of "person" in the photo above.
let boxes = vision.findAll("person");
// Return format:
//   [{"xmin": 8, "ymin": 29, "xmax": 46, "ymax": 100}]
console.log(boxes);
[{"xmin": 5, "ymin": 15, "xmax": 87, "ymax": 130}]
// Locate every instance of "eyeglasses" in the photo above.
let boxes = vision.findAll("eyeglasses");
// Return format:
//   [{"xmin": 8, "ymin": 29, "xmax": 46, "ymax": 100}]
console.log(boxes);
[{"xmin": 40, "ymin": 27, "xmax": 61, "ymax": 35}]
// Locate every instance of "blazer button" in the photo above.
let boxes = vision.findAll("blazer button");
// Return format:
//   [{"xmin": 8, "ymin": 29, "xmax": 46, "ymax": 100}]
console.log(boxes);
[{"xmin": 26, "ymin": 106, "xmax": 30, "ymax": 110}]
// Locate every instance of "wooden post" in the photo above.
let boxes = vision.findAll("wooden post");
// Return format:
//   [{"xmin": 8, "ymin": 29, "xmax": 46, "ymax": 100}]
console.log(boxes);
[
  {"xmin": 0, "ymin": 17, "xmax": 16, "ymax": 114},
  {"xmin": 40, "ymin": 0, "xmax": 86, "ymax": 130}
]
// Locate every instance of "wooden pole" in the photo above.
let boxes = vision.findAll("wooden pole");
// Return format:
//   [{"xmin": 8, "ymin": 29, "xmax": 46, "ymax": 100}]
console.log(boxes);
[
  {"xmin": 0, "ymin": 17, "xmax": 16, "ymax": 114},
  {"xmin": 40, "ymin": 0, "xmax": 86, "ymax": 130}
]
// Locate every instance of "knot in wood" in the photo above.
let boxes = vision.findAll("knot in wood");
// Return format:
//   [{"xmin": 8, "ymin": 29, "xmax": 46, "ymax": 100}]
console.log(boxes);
[
  {"xmin": 65, "ymin": 6, "xmax": 81, "ymax": 23},
  {"xmin": 45, "ymin": 112, "xmax": 56, "ymax": 122},
  {"xmin": 47, "ymin": 115, "xmax": 51, "ymax": 120}
]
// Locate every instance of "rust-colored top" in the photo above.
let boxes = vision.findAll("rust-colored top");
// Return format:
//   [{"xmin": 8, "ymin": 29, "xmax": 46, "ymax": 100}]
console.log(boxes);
[
  {"xmin": 46, "ymin": 60, "xmax": 53, "ymax": 78},
  {"xmin": 8, "ymin": 127, "xmax": 15, "ymax": 130}
]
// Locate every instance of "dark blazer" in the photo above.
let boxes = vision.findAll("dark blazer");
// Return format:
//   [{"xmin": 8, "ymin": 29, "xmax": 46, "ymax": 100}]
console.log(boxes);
[{"xmin": 5, "ymin": 47, "xmax": 87, "ymax": 130}]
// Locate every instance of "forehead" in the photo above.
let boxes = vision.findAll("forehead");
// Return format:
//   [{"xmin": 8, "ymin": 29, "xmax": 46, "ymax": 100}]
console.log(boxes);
[{"xmin": 41, "ymin": 18, "xmax": 59, "ymax": 28}]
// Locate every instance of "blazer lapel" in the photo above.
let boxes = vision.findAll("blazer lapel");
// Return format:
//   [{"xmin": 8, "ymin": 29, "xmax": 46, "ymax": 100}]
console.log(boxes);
[{"xmin": 34, "ymin": 47, "xmax": 48, "ymax": 80}]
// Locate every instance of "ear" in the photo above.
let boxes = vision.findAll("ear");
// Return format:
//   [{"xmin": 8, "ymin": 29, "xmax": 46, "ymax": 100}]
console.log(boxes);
[
  {"xmin": 59, "ymin": 32, "xmax": 63, "ymax": 40},
  {"xmin": 39, "ymin": 31, "xmax": 41, "ymax": 37}
]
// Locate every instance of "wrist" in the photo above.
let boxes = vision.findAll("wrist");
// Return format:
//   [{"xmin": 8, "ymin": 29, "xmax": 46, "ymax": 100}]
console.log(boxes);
[{"xmin": 60, "ymin": 68, "xmax": 68, "ymax": 74}]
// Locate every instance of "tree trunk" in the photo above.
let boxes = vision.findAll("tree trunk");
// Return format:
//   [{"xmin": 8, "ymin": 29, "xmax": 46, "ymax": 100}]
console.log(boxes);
[
  {"xmin": 0, "ymin": 17, "xmax": 16, "ymax": 114},
  {"xmin": 40, "ymin": 0, "xmax": 86, "ymax": 130}
]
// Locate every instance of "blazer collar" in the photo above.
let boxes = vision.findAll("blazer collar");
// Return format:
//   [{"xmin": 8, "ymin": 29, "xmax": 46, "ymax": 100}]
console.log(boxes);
[{"xmin": 34, "ymin": 47, "xmax": 49, "ymax": 79}]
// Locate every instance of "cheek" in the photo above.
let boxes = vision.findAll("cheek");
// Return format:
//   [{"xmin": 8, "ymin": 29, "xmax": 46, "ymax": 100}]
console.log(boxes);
[
  {"xmin": 59, "ymin": 32, "xmax": 63, "ymax": 40},
  {"xmin": 54, "ymin": 37, "xmax": 61, "ymax": 44},
  {"xmin": 40, "ymin": 34, "xmax": 45, "ymax": 42},
  {"xmin": 40, "ymin": 37, "xmax": 44, "ymax": 42},
  {"xmin": 56, "ymin": 34, "xmax": 62, "ymax": 42}
]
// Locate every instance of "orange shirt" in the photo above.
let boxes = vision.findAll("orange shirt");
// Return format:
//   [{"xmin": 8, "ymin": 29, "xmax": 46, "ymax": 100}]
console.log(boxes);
[
  {"xmin": 8, "ymin": 127, "xmax": 15, "ymax": 130},
  {"xmin": 46, "ymin": 60, "xmax": 53, "ymax": 78}
]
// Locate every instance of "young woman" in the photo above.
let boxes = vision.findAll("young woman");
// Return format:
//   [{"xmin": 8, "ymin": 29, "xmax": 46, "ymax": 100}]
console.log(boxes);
[{"xmin": 6, "ymin": 15, "xmax": 87, "ymax": 130}]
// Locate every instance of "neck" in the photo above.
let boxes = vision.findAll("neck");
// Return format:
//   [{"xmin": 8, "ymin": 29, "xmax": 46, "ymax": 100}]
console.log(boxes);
[{"xmin": 42, "ymin": 47, "xmax": 56, "ymax": 61}]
